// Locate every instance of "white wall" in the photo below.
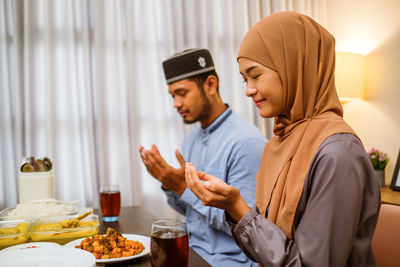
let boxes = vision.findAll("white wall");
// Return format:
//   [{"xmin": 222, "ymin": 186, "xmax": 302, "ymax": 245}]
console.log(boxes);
[{"xmin": 326, "ymin": 0, "xmax": 400, "ymax": 184}]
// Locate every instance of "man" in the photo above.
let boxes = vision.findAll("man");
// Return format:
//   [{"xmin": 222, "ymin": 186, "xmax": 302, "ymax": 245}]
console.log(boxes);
[{"xmin": 139, "ymin": 48, "xmax": 266, "ymax": 266}]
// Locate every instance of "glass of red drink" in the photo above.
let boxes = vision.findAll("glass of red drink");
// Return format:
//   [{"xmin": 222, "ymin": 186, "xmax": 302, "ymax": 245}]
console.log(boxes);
[
  {"xmin": 99, "ymin": 185, "xmax": 121, "ymax": 222},
  {"xmin": 150, "ymin": 219, "xmax": 188, "ymax": 267}
]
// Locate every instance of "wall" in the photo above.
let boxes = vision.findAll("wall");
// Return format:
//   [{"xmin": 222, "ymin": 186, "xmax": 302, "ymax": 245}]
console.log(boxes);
[{"xmin": 326, "ymin": 0, "xmax": 400, "ymax": 185}]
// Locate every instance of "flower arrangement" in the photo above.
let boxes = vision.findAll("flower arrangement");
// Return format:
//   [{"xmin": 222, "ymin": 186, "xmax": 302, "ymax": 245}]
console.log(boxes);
[{"xmin": 368, "ymin": 148, "xmax": 388, "ymax": 170}]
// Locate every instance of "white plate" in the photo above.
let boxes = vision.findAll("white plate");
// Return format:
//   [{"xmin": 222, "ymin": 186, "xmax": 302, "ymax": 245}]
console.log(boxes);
[
  {"xmin": 0, "ymin": 246, "xmax": 96, "ymax": 267},
  {"xmin": 64, "ymin": 233, "xmax": 151, "ymax": 263},
  {"xmin": 1, "ymin": 242, "xmax": 61, "ymax": 252}
]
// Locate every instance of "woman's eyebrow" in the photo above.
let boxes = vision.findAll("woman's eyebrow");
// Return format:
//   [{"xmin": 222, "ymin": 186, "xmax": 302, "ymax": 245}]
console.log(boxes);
[{"xmin": 240, "ymin": 66, "xmax": 258, "ymax": 76}]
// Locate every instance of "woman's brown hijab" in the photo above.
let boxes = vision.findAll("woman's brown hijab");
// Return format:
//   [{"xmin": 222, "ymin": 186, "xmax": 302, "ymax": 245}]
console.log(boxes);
[{"xmin": 238, "ymin": 12, "xmax": 356, "ymax": 239}]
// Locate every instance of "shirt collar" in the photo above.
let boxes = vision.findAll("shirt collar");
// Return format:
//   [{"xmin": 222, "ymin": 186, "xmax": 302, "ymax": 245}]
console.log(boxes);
[{"xmin": 202, "ymin": 104, "xmax": 232, "ymax": 134}]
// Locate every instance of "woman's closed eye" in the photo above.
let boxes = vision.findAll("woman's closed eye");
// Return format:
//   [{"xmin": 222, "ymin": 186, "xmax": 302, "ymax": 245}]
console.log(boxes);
[{"xmin": 242, "ymin": 74, "xmax": 261, "ymax": 84}]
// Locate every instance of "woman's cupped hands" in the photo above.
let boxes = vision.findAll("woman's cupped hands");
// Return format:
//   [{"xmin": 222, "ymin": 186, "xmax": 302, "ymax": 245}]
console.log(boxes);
[{"xmin": 185, "ymin": 162, "xmax": 251, "ymax": 222}]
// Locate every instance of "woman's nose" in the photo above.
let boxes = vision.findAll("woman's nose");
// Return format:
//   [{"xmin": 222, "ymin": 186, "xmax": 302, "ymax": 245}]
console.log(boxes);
[{"xmin": 245, "ymin": 87, "xmax": 257, "ymax": 97}]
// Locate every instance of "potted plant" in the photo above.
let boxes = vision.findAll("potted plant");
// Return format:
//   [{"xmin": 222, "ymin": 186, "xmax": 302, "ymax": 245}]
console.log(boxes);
[{"xmin": 368, "ymin": 148, "xmax": 389, "ymax": 186}]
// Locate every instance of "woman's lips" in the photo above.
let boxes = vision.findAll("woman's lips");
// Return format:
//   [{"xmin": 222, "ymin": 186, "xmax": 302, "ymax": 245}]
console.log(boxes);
[{"xmin": 254, "ymin": 99, "xmax": 266, "ymax": 107}]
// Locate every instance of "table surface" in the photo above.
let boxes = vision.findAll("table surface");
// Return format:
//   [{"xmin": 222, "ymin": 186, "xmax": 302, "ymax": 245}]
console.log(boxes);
[
  {"xmin": 95, "ymin": 206, "xmax": 211, "ymax": 267},
  {"xmin": 94, "ymin": 188, "xmax": 399, "ymax": 266},
  {"xmin": 380, "ymin": 186, "xmax": 400, "ymax": 206}
]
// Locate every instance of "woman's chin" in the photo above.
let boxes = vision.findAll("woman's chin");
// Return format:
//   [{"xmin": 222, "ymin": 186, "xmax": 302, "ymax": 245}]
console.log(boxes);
[{"xmin": 258, "ymin": 109, "xmax": 274, "ymax": 119}]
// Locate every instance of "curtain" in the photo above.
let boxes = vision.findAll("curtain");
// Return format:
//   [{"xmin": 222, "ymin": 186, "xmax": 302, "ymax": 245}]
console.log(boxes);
[{"xmin": 0, "ymin": 0, "xmax": 326, "ymax": 219}]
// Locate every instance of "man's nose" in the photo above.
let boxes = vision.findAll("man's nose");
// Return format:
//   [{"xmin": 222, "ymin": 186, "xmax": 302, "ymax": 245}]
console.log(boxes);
[{"xmin": 174, "ymin": 98, "xmax": 182, "ymax": 108}]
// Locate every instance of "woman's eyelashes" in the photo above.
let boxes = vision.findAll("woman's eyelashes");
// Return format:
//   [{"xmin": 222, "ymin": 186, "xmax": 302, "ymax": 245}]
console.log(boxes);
[{"xmin": 242, "ymin": 73, "xmax": 261, "ymax": 85}]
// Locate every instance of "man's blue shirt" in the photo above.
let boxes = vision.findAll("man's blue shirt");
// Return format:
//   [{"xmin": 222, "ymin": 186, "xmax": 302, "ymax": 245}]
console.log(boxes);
[{"xmin": 164, "ymin": 107, "xmax": 266, "ymax": 266}]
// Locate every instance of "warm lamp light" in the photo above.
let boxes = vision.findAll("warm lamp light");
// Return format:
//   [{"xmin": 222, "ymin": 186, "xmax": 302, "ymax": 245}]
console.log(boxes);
[{"xmin": 335, "ymin": 52, "xmax": 364, "ymax": 103}]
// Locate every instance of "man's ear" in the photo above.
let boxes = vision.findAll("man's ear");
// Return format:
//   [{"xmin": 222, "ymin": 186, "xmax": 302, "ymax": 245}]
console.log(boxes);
[{"xmin": 204, "ymin": 75, "xmax": 218, "ymax": 95}]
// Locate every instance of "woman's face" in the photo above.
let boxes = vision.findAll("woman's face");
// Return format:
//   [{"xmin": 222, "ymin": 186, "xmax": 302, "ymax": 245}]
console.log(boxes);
[{"xmin": 239, "ymin": 58, "xmax": 284, "ymax": 118}]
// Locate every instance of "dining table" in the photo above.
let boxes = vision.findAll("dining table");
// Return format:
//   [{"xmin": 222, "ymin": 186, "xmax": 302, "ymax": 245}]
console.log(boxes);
[{"xmin": 94, "ymin": 206, "xmax": 211, "ymax": 267}]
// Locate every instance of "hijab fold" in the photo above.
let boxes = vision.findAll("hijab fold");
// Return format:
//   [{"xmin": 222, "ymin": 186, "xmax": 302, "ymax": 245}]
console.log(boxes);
[{"xmin": 238, "ymin": 12, "xmax": 356, "ymax": 239}]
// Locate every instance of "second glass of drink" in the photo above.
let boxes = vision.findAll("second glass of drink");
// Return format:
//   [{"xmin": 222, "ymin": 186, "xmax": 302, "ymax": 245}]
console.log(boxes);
[
  {"xmin": 150, "ymin": 219, "xmax": 188, "ymax": 267},
  {"xmin": 99, "ymin": 184, "xmax": 121, "ymax": 222}
]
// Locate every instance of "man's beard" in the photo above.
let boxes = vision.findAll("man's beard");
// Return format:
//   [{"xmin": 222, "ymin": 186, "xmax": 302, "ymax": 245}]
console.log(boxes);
[{"xmin": 183, "ymin": 93, "xmax": 212, "ymax": 124}]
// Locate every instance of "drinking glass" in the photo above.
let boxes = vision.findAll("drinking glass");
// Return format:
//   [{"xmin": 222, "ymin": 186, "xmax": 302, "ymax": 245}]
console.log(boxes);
[
  {"xmin": 150, "ymin": 219, "xmax": 189, "ymax": 267},
  {"xmin": 99, "ymin": 185, "xmax": 121, "ymax": 222}
]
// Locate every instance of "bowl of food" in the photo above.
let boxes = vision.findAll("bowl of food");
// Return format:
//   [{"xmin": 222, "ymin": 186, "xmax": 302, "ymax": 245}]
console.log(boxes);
[
  {"xmin": 30, "ymin": 212, "xmax": 99, "ymax": 245},
  {"xmin": 0, "ymin": 220, "xmax": 31, "ymax": 250}
]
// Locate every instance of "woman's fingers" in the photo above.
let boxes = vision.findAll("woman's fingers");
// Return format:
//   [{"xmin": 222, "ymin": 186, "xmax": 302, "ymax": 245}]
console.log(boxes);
[
  {"xmin": 185, "ymin": 163, "xmax": 207, "ymax": 199},
  {"xmin": 185, "ymin": 163, "xmax": 245, "ymax": 215},
  {"xmin": 197, "ymin": 171, "xmax": 214, "ymax": 182},
  {"xmin": 195, "ymin": 171, "xmax": 229, "ymax": 194},
  {"xmin": 186, "ymin": 163, "xmax": 202, "ymax": 188},
  {"xmin": 186, "ymin": 163, "xmax": 224, "ymax": 195},
  {"xmin": 184, "ymin": 162, "xmax": 195, "ymax": 187},
  {"xmin": 204, "ymin": 178, "xmax": 231, "ymax": 197},
  {"xmin": 185, "ymin": 163, "xmax": 229, "ymax": 205},
  {"xmin": 175, "ymin": 149, "xmax": 186, "ymax": 168}
]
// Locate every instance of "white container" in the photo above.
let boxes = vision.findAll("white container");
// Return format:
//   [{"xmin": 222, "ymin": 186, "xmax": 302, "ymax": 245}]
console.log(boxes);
[{"xmin": 18, "ymin": 170, "xmax": 54, "ymax": 204}]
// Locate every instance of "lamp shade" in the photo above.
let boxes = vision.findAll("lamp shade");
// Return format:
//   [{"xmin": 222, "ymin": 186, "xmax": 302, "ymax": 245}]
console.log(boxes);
[{"xmin": 335, "ymin": 52, "xmax": 364, "ymax": 102}]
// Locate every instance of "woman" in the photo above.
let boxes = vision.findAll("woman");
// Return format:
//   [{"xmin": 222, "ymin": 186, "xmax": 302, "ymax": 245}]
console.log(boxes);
[{"xmin": 185, "ymin": 12, "xmax": 380, "ymax": 266}]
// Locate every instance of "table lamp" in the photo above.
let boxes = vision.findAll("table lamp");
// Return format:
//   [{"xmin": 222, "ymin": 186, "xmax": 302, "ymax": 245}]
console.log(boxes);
[{"xmin": 335, "ymin": 52, "xmax": 364, "ymax": 104}]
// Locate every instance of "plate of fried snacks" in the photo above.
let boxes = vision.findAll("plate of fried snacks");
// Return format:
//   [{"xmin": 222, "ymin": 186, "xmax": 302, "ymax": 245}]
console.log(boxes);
[{"xmin": 64, "ymin": 227, "xmax": 150, "ymax": 263}]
